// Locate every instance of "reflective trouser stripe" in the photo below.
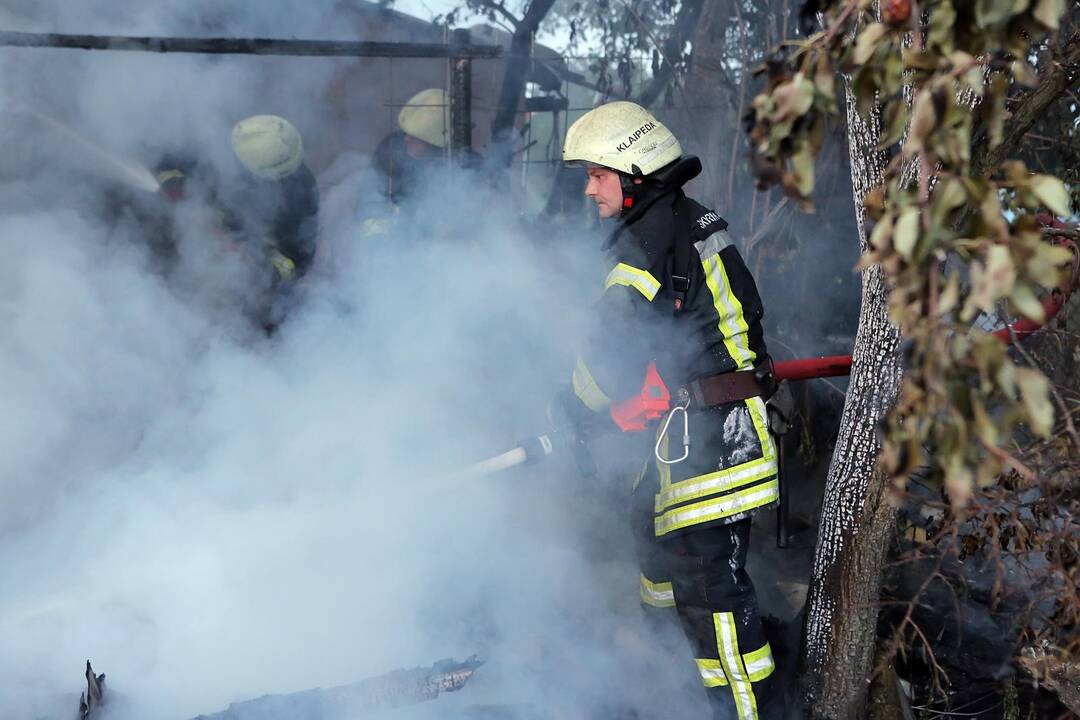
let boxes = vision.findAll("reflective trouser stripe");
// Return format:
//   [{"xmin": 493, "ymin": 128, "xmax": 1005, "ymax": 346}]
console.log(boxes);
[
  {"xmin": 572, "ymin": 354, "xmax": 611, "ymax": 411},
  {"xmin": 654, "ymin": 479, "xmax": 779, "ymax": 537},
  {"xmin": 639, "ymin": 574, "xmax": 675, "ymax": 607},
  {"xmin": 715, "ymin": 612, "xmax": 759, "ymax": 720},
  {"xmin": 701, "ymin": 254, "xmax": 756, "ymax": 370},
  {"xmin": 604, "ymin": 263, "xmax": 660, "ymax": 301},
  {"xmin": 696, "ymin": 658, "xmax": 729, "ymax": 687},
  {"xmin": 654, "ymin": 455, "xmax": 777, "ymax": 512},
  {"xmin": 742, "ymin": 643, "xmax": 776, "ymax": 683}
]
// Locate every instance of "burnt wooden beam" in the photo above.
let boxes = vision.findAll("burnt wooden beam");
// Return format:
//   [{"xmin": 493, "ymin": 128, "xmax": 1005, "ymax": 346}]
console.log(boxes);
[
  {"xmin": 449, "ymin": 28, "xmax": 473, "ymax": 153},
  {"xmin": 0, "ymin": 30, "xmax": 502, "ymax": 59}
]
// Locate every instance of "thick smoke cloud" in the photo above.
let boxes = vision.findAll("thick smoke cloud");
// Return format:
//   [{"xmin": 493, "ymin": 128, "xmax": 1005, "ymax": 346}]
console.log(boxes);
[{"xmin": 0, "ymin": 3, "xmax": 713, "ymax": 718}]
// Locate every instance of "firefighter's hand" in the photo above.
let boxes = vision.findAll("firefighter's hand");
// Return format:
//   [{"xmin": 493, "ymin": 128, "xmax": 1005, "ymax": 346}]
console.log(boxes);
[{"xmin": 546, "ymin": 387, "xmax": 589, "ymax": 437}]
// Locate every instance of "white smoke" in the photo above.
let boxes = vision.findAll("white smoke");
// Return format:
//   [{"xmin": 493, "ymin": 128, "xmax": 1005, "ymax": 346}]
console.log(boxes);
[{"xmin": 0, "ymin": 3, "xmax": 712, "ymax": 718}]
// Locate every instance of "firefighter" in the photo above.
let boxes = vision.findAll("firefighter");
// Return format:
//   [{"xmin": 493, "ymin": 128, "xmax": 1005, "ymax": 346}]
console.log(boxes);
[
  {"xmin": 368, "ymin": 87, "xmax": 448, "ymax": 214},
  {"xmin": 228, "ymin": 114, "xmax": 319, "ymax": 279},
  {"xmin": 558, "ymin": 101, "xmax": 783, "ymax": 720},
  {"xmin": 368, "ymin": 88, "xmax": 484, "ymax": 235},
  {"xmin": 227, "ymin": 114, "xmax": 320, "ymax": 329}
]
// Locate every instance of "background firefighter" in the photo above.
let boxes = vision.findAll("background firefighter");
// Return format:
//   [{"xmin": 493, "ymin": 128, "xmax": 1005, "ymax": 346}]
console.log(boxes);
[
  {"xmin": 225, "ymin": 113, "xmax": 320, "ymax": 329},
  {"xmin": 557, "ymin": 101, "xmax": 783, "ymax": 720}
]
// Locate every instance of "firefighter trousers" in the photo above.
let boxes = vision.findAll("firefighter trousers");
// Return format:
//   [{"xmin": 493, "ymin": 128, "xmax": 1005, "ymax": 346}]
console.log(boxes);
[{"xmin": 632, "ymin": 479, "xmax": 783, "ymax": 720}]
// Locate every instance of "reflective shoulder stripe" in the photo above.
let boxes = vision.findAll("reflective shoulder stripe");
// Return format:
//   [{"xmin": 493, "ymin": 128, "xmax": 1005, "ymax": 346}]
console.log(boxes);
[
  {"xmin": 742, "ymin": 643, "xmax": 775, "ymax": 683},
  {"xmin": 639, "ymin": 574, "xmax": 675, "ymax": 608},
  {"xmin": 604, "ymin": 262, "xmax": 660, "ymax": 301},
  {"xmin": 654, "ymin": 479, "xmax": 779, "ymax": 537},
  {"xmin": 695, "ymin": 658, "xmax": 729, "ymax": 687},
  {"xmin": 654, "ymin": 455, "xmax": 778, "ymax": 513},
  {"xmin": 715, "ymin": 612, "xmax": 760, "ymax": 720},
  {"xmin": 701, "ymin": 254, "xmax": 757, "ymax": 370},
  {"xmin": 694, "ymin": 229, "xmax": 733, "ymax": 259},
  {"xmin": 572, "ymin": 354, "xmax": 612, "ymax": 412}
]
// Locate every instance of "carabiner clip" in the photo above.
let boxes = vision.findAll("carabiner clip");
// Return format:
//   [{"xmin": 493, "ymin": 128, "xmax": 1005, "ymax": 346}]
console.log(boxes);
[{"xmin": 655, "ymin": 404, "xmax": 690, "ymax": 465}]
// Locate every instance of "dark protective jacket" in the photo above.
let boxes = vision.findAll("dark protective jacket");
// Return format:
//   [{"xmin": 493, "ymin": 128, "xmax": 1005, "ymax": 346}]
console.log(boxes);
[
  {"xmin": 224, "ymin": 163, "xmax": 320, "ymax": 280},
  {"xmin": 571, "ymin": 184, "xmax": 779, "ymax": 538}
]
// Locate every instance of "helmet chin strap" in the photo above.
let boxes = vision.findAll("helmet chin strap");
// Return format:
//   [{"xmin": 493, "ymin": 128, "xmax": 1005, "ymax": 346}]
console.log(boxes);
[{"xmin": 618, "ymin": 173, "xmax": 640, "ymax": 213}]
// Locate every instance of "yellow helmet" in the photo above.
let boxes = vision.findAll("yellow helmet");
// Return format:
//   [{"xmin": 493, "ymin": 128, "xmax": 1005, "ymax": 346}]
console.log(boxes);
[
  {"xmin": 398, "ymin": 88, "xmax": 449, "ymax": 149},
  {"xmin": 563, "ymin": 101, "xmax": 681, "ymax": 176},
  {"xmin": 230, "ymin": 115, "xmax": 303, "ymax": 180}
]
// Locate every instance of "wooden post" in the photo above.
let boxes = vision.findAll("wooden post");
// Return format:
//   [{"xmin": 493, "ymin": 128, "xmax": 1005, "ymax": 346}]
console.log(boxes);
[{"xmin": 449, "ymin": 28, "xmax": 473, "ymax": 155}]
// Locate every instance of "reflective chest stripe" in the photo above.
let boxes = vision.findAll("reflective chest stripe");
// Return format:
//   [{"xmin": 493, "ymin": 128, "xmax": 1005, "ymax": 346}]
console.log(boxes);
[
  {"xmin": 604, "ymin": 263, "xmax": 660, "ymax": 301},
  {"xmin": 701, "ymin": 253, "xmax": 756, "ymax": 370}
]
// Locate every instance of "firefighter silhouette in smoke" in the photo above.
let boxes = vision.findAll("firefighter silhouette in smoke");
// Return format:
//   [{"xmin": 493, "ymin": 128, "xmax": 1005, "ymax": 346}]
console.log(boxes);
[
  {"xmin": 147, "ymin": 114, "xmax": 319, "ymax": 331},
  {"xmin": 555, "ymin": 101, "xmax": 783, "ymax": 720},
  {"xmin": 362, "ymin": 88, "xmax": 484, "ymax": 242}
]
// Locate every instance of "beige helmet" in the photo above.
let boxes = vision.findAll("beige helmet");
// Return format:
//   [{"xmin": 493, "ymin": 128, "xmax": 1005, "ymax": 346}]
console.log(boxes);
[
  {"xmin": 563, "ymin": 101, "xmax": 681, "ymax": 176},
  {"xmin": 398, "ymin": 88, "xmax": 449, "ymax": 149},
  {"xmin": 230, "ymin": 115, "xmax": 303, "ymax": 180}
]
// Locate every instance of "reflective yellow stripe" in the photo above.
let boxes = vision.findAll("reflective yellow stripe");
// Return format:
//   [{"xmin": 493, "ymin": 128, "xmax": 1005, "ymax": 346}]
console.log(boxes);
[
  {"xmin": 746, "ymin": 397, "xmax": 776, "ymax": 462},
  {"xmin": 742, "ymin": 643, "xmax": 775, "ymax": 683},
  {"xmin": 639, "ymin": 574, "xmax": 675, "ymax": 608},
  {"xmin": 701, "ymin": 254, "xmax": 756, "ymax": 370},
  {"xmin": 657, "ymin": 426, "xmax": 671, "ymax": 492},
  {"xmin": 269, "ymin": 249, "xmax": 296, "ymax": 280},
  {"xmin": 654, "ymin": 456, "xmax": 777, "ymax": 513},
  {"xmin": 604, "ymin": 263, "xmax": 660, "ymax": 301},
  {"xmin": 696, "ymin": 658, "xmax": 729, "ymax": 687},
  {"xmin": 654, "ymin": 479, "xmax": 779, "ymax": 537},
  {"xmin": 156, "ymin": 168, "xmax": 184, "ymax": 184},
  {"xmin": 715, "ymin": 612, "xmax": 759, "ymax": 720},
  {"xmin": 572, "ymin": 355, "xmax": 611, "ymax": 412}
]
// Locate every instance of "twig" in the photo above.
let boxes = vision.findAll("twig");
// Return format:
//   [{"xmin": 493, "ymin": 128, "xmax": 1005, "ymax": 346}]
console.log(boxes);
[{"xmin": 822, "ymin": 0, "xmax": 860, "ymax": 46}]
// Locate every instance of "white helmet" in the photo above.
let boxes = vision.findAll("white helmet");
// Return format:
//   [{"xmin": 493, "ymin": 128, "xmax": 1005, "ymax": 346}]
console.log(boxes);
[
  {"xmin": 398, "ymin": 88, "xmax": 449, "ymax": 149},
  {"xmin": 231, "ymin": 115, "xmax": 303, "ymax": 180},
  {"xmin": 563, "ymin": 101, "xmax": 682, "ymax": 176}
]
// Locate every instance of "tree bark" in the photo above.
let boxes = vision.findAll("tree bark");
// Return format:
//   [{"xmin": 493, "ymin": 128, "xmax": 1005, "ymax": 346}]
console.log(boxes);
[{"xmin": 798, "ymin": 79, "xmax": 904, "ymax": 719}]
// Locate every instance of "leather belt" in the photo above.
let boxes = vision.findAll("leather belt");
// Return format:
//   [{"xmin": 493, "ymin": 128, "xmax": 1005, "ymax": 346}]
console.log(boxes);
[{"xmin": 679, "ymin": 361, "xmax": 776, "ymax": 409}]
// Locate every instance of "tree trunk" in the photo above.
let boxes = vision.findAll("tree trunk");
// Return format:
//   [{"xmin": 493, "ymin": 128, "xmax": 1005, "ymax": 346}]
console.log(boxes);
[
  {"xmin": 488, "ymin": 0, "xmax": 557, "ymax": 170},
  {"xmin": 798, "ymin": 78, "xmax": 904, "ymax": 719}
]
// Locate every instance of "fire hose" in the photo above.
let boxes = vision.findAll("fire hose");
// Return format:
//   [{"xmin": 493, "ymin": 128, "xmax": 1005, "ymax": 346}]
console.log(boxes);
[{"xmin": 457, "ymin": 230, "xmax": 1078, "ymax": 546}]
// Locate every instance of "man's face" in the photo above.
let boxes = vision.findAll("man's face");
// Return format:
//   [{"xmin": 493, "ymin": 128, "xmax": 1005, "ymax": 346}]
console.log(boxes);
[
  {"xmin": 404, "ymin": 134, "xmax": 438, "ymax": 159},
  {"xmin": 584, "ymin": 166, "xmax": 624, "ymax": 219}
]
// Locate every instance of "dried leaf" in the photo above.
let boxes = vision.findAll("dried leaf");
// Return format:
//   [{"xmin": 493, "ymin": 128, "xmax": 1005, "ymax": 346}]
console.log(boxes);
[
  {"xmin": 1033, "ymin": 0, "xmax": 1064, "ymax": 28},
  {"xmin": 930, "ymin": 0, "xmax": 958, "ymax": 48},
  {"xmin": 1026, "ymin": 243, "xmax": 1072, "ymax": 287},
  {"xmin": 939, "ymin": 271, "xmax": 961, "ymax": 316},
  {"xmin": 945, "ymin": 455, "xmax": 974, "ymax": 507},
  {"xmin": 905, "ymin": 89, "xmax": 937, "ymax": 153},
  {"xmin": 870, "ymin": 213, "xmax": 895, "ymax": 251},
  {"xmin": 854, "ymin": 23, "xmax": 888, "ymax": 65},
  {"xmin": 1010, "ymin": 282, "xmax": 1046, "ymax": 322},
  {"xmin": 1016, "ymin": 366, "xmax": 1054, "ymax": 436},
  {"xmin": 1029, "ymin": 174, "xmax": 1072, "ymax": 217},
  {"xmin": 770, "ymin": 73, "xmax": 816, "ymax": 122},
  {"xmin": 894, "ymin": 207, "xmax": 921, "ymax": 259},
  {"xmin": 792, "ymin": 142, "xmax": 815, "ymax": 196}
]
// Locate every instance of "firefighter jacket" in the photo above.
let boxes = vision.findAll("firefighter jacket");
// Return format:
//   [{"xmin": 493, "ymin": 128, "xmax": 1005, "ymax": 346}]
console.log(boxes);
[
  {"xmin": 571, "ymin": 187, "xmax": 779, "ymax": 538},
  {"xmin": 225, "ymin": 163, "xmax": 320, "ymax": 281}
]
